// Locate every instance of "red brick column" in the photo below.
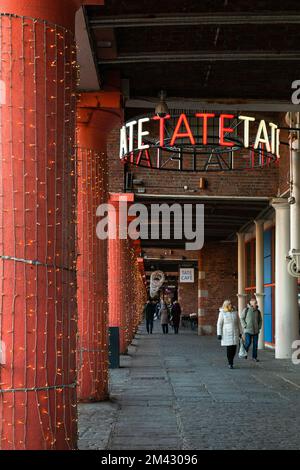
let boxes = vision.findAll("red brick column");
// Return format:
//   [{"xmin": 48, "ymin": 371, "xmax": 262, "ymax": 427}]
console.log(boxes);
[
  {"xmin": 76, "ymin": 93, "xmax": 121, "ymax": 401},
  {"xmin": 0, "ymin": 0, "xmax": 102, "ymax": 451}
]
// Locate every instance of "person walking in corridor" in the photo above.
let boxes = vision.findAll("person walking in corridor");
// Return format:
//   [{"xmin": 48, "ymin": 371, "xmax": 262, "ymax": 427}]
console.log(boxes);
[
  {"xmin": 144, "ymin": 300, "xmax": 156, "ymax": 334},
  {"xmin": 217, "ymin": 300, "xmax": 242, "ymax": 369},
  {"xmin": 155, "ymin": 300, "xmax": 161, "ymax": 320},
  {"xmin": 171, "ymin": 300, "xmax": 181, "ymax": 334},
  {"xmin": 160, "ymin": 301, "xmax": 169, "ymax": 334},
  {"xmin": 240, "ymin": 296, "xmax": 262, "ymax": 362}
]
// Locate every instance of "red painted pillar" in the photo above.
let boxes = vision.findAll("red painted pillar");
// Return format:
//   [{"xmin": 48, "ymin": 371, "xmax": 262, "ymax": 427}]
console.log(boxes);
[
  {"xmin": 109, "ymin": 231, "xmax": 147, "ymax": 351},
  {"xmin": 108, "ymin": 194, "xmax": 134, "ymax": 354},
  {"xmin": 77, "ymin": 93, "xmax": 121, "ymax": 401},
  {"xmin": 133, "ymin": 252, "xmax": 147, "ymax": 335},
  {"xmin": 125, "ymin": 240, "xmax": 135, "ymax": 346},
  {"xmin": 135, "ymin": 254, "xmax": 147, "ymax": 333},
  {"xmin": 0, "ymin": 0, "xmax": 102, "ymax": 451}
]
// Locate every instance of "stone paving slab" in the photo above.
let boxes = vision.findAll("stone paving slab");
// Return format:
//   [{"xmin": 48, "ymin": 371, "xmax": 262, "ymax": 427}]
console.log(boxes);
[{"xmin": 79, "ymin": 322, "xmax": 300, "ymax": 450}]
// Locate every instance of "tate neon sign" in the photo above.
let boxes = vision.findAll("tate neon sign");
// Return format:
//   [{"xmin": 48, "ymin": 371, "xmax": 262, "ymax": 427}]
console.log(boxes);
[{"xmin": 119, "ymin": 113, "xmax": 281, "ymax": 172}]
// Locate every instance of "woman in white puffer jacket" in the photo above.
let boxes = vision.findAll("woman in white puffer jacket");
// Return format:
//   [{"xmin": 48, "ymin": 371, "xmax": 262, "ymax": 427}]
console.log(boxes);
[{"xmin": 217, "ymin": 300, "xmax": 243, "ymax": 369}]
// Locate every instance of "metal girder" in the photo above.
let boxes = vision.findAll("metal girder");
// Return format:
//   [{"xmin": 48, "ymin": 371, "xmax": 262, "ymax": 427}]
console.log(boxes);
[
  {"xmin": 90, "ymin": 13, "xmax": 300, "ymax": 28},
  {"xmin": 125, "ymin": 98, "xmax": 300, "ymax": 112},
  {"xmin": 98, "ymin": 51, "xmax": 300, "ymax": 64}
]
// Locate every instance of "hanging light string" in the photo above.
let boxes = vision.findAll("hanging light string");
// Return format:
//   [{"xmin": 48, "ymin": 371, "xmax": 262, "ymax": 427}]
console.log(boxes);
[
  {"xmin": 43, "ymin": 18, "xmax": 53, "ymax": 445},
  {"xmin": 117, "ymin": 225, "xmax": 147, "ymax": 349},
  {"xmin": 77, "ymin": 146, "xmax": 109, "ymax": 400},
  {"xmin": 21, "ymin": 16, "xmax": 28, "ymax": 449},
  {"xmin": 9, "ymin": 13, "xmax": 16, "ymax": 450}
]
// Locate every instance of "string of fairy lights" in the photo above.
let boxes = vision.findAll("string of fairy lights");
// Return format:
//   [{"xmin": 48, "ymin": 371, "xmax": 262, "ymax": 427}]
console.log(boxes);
[
  {"xmin": 0, "ymin": 14, "xmax": 78, "ymax": 450},
  {"xmin": 120, "ymin": 238, "xmax": 147, "ymax": 349},
  {"xmin": 76, "ymin": 147, "xmax": 109, "ymax": 401},
  {"xmin": 107, "ymin": 210, "xmax": 147, "ymax": 354},
  {"xmin": 0, "ymin": 12, "xmax": 147, "ymax": 451}
]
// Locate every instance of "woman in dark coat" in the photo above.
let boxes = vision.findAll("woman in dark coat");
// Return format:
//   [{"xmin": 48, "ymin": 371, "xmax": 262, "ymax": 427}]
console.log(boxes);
[{"xmin": 171, "ymin": 300, "xmax": 181, "ymax": 334}]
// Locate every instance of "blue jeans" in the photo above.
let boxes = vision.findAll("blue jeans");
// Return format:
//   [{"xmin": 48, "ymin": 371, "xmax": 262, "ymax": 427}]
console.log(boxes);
[{"xmin": 244, "ymin": 333, "xmax": 258, "ymax": 359}]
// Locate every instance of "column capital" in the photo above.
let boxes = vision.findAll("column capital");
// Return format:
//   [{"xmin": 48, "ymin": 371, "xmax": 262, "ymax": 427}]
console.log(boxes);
[
  {"xmin": 77, "ymin": 91, "xmax": 122, "ymax": 152},
  {"xmin": 271, "ymin": 198, "xmax": 290, "ymax": 211},
  {"xmin": 236, "ymin": 231, "xmax": 245, "ymax": 240},
  {"xmin": 254, "ymin": 219, "xmax": 264, "ymax": 226},
  {"xmin": 291, "ymin": 137, "xmax": 300, "ymax": 151}
]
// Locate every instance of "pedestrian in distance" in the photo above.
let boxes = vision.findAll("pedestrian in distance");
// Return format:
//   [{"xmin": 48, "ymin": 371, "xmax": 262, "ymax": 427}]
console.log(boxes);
[
  {"xmin": 155, "ymin": 300, "xmax": 161, "ymax": 320},
  {"xmin": 160, "ymin": 301, "xmax": 169, "ymax": 334},
  {"xmin": 240, "ymin": 296, "xmax": 262, "ymax": 362},
  {"xmin": 217, "ymin": 299, "xmax": 243, "ymax": 369},
  {"xmin": 144, "ymin": 299, "xmax": 156, "ymax": 334},
  {"xmin": 171, "ymin": 300, "xmax": 181, "ymax": 334}
]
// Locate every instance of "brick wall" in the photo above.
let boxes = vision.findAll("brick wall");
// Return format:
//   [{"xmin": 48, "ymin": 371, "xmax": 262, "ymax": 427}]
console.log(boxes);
[
  {"xmin": 108, "ymin": 126, "xmax": 125, "ymax": 193},
  {"xmin": 178, "ymin": 281, "xmax": 198, "ymax": 315},
  {"xmin": 125, "ymin": 165, "xmax": 279, "ymax": 197},
  {"xmin": 198, "ymin": 241, "xmax": 238, "ymax": 335}
]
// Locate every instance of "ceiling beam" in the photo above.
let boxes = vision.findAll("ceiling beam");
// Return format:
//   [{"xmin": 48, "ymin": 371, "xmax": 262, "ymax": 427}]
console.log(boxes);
[
  {"xmin": 125, "ymin": 98, "xmax": 299, "ymax": 112},
  {"xmin": 98, "ymin": 51, "xmax": 300, "ymax": 64},
  {"xmin": 135, "ymin": 194, "xmax": 270, "ymax": 202},
  {"xmin": 90, "ymin": 12, "xmax": 300, "ymax": 28},
  {"xmin": 76, "ymin": 7, "xmax": 100, "ymax": 90}
]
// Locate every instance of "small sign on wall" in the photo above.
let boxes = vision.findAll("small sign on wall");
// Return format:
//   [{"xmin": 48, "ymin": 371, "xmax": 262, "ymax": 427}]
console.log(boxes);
[{"xmin": 179, "ymin": 268, "xmax": 194, "ymax": 283}]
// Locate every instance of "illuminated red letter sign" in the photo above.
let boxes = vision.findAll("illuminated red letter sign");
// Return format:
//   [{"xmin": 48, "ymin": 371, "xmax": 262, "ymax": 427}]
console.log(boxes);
[
  {"xmin": 195, "ymin": 113, "xmax": 215, "ymax": 145},
  {"xmin": 153, "ymin": 114, "xmax": 171, "ymax": 146},
  {"xmin": 170, "ymin": 113, "xmax": 195, "ymax": 146}
]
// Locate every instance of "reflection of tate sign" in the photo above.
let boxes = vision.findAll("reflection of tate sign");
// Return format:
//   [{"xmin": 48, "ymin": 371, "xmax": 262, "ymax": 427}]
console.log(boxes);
[
  {"xmin": 118, "ymin": 113, "xmax": 281, "ymax": 172},
  {"xmin": 179, "ymin": 268, "xmax": 194, "ymax": 283}
]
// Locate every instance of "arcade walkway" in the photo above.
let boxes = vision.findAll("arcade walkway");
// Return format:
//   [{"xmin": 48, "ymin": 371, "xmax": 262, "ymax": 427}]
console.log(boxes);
[{"xmin": 78, "ymin": 322, "xmax": 300, "ymax": 450}]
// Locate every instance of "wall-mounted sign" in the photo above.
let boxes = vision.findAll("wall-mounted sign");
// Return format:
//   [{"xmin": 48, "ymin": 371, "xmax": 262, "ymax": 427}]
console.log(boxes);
[
  {"xmin": 179, "ymin": 268, "xmax": 194, "ymax": 283},
  {"xmin": 119, "ymin": 113, "xmax": 284, "ymax": 172}
]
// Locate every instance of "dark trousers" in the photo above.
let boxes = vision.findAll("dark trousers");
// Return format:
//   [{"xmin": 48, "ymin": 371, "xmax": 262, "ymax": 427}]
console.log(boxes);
[
  {"xmin": 174, "ymin": 325, "xmax": 179, "ymax": 334},
  {"xmin": 162, "ymin": 324, "xmax": 168, "ymax": 334},
  {"xmin": 226, "ymin": 345, "xmax": 237, "ymax": 366},
  {"xmin": 146, "ymin": 319, "xmax": 153, "ymax": 334},
  {"xmin": 244, "ymin": 333, "xmax": 258, "ymax": 359}
]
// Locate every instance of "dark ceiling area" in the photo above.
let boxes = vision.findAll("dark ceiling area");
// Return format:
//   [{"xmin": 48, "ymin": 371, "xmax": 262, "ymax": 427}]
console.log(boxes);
[
  {"xmin": 85, "ymin": 1, "xmax": 300, "ymax": 102},
  {"xmin": 134, "ymin": 196, "xmax": 270, "ymax": 248}
]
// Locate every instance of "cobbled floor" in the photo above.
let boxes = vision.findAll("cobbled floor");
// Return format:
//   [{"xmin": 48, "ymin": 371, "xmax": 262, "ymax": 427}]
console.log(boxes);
[{"xmin": 79, "ymin": 321, "xmax": 300, "ymax": 450}]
